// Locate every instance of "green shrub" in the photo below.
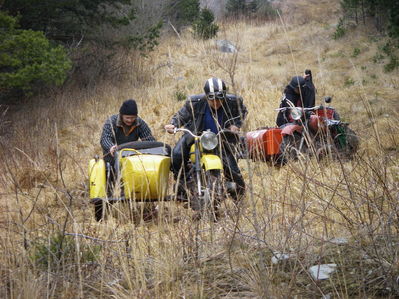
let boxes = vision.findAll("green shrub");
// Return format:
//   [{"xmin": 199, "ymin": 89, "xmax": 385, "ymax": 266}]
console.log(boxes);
[
  {"xmin": 31, "ymin": 233, "xmax": 100, "ymax": 269},
  {"xmin": 0, "ymin": 12, "xmax": 71, "ymax": 95},
  {"xmin": 384, "ymin": 55, "xmax": 398, "ymax": 72},
  {"xmin": 372, "ymin": 41, "xmax": 399, "ymax": 71},
  {"xmin": 344, "ymin": 77, "xmax": 355, "ymax": 87},
  {"xmin": 352, "ymin": 47, "xmax": 361, "ymax": 57},
  {"xmin": 333, "ymin": 18, "xmax": 346, "ymax": 40},
  {"xmin": 169, "ymin": 0, "xmax": 200, "ymax": 30},
  {"xmin": 372, "ymin": 53, "xmax": 385, "ymax": 63},
  {"xmin": 192, "ymin": 8, "xmax": 219, "ymax": 40},
  {"xmin": 2, "ymin": 1, "xmax": 162, "ymax": 85},
  {"xmin": 174, "ymin": 89, "xmax": 187, "ymax": 101}
]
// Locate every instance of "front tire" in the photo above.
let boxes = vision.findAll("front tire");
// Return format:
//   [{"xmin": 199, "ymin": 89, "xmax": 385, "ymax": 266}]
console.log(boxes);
[{"xmin": 190, "ymin": 169, "xmax": 223, "ymax": 221}]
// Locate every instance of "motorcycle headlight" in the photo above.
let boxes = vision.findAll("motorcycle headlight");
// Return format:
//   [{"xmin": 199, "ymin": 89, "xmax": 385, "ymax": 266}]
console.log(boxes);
[
  {"xmin": 200, "ymin": 131, "xmax": 218, "ymax": 151},
  {"xmin": 290, "ymin": 107, "xmax": 303, "ymax": 120}
]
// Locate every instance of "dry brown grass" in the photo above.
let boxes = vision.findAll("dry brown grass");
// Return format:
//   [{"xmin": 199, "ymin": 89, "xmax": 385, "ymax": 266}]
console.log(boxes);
[{"xmin": 0, "ymin": 0, "xmax": 398, "ymax": 298}]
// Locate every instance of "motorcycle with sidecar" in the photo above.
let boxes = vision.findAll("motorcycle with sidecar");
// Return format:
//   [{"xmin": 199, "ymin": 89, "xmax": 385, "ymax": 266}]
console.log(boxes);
[
  {"xmin": 244, "ymin": 96, "xmax": 359, "ymax": 163},
  {"xmin": 88, "ymin": 129, "xmax": 239, "ymax": 221}
]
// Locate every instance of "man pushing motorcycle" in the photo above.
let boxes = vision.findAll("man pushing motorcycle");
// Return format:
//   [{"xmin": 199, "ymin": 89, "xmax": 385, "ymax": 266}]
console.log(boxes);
[
  {"xmin": 164, "ymin": 77, "xmax": 248, "ymax": 204},
  {"xmin": 101, "ymin": 98, "xmax": 156, "ymax": 166},
  {"xmin": 276, "ymin": 70, "xmax": 316, "ymax": 127}
]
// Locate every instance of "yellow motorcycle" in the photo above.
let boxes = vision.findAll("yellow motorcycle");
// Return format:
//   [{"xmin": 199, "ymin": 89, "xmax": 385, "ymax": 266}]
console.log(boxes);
[
  {"xmin": 88, "ymin": 141, "xmax": 171, "ymax": 221},
  {"xmin": 174, "ymin": 128, "xmax": 239, "ymax": 220}
]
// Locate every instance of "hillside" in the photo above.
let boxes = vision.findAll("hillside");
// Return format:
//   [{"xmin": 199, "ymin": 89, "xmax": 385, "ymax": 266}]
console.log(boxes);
[{"xmin": 0, "ymin": 0, "xmax": 398, "ymax": 298}]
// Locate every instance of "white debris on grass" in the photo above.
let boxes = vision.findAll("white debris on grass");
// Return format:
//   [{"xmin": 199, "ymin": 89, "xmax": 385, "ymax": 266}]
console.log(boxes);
[
  {"xmin": 329, "ymin": 237, "xmax": 348, "ymax": 245},
  {"xmin": 271, "ymin": 252, "xmax": 291, "ymax": 264},
  {"xmin": 309, "ymin": 264, "xmax": 337, "ymax": 280}
]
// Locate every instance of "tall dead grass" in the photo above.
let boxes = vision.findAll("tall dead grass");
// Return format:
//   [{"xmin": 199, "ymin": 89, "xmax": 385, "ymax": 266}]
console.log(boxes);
[{"xmin": 0, "ymin": 0, "xmax": 398, "ymax": 297}]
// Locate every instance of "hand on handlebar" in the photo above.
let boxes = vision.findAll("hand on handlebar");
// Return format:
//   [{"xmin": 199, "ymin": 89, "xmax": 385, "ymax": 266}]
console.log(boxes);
[
  {"xmin": 110, "ymin": 145, "xmax": 117, "ymax": 156},
  {"xmin": 164, "ymin": 124, "xmax": 176, "ymax": 134},
  {"xmin": 228, "ymin": 125, "xmax": 240, "ymax": 133}
]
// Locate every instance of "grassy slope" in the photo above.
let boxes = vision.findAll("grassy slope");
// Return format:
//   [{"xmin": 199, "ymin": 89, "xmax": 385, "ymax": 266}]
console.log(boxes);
[{"xmin": 0, "ymin": 0, "xmax": 398, "ymax": 298}]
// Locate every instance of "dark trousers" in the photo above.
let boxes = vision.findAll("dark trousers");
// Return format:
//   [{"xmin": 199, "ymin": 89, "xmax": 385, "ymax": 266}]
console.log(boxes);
[{"xmin": 171, "ymin": 134, "xmax": 245, "ymax": 201}]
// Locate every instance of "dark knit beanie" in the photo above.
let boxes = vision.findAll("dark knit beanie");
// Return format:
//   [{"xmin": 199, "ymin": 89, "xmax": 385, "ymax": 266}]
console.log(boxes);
[{"xmin": 119, "ymin": 99, "xmax": 138, "ymax": 115}]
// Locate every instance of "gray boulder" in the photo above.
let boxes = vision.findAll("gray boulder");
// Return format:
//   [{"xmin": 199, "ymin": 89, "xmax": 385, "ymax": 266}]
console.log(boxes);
[{"xmin": 216, "ymin": 40, "xmax": 238, "ymax": 53}]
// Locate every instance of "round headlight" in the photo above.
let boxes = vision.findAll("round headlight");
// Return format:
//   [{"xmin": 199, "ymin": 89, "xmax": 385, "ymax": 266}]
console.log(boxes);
[
  {"xmin": 290, "ymin": 107, "xmax": 303, "ymax": 120},
  {"xmin": 200, "ymin": 131, "xmax": 218, "ymax": 151}
]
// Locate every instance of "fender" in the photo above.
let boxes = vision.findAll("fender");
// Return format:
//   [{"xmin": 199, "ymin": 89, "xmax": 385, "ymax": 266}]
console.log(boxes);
[
  {"xmin": 89, "ymin": 158, "xmax": 106, "ymax": 199},
  {"xmin": 281, "ymin": 124, "xmax": 303, "ymax": 136},
  {"xmin": 201, "ymin": 154, "xmax": 223, "ymax": 171}
]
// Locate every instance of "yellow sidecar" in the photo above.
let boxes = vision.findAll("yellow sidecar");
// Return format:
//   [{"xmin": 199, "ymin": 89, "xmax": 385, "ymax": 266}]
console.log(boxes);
[{"xmin": 89, "ymin": 141, "xmax": 171, "ymax": 221}]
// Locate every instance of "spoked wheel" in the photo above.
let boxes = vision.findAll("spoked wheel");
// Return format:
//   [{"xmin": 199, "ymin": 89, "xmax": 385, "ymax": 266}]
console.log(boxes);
[
  {"xmin": 189, "ymin": 169, "xmax": 224, "ymax": 221},
  {"xmin": 280, "ymin": 132, "xmax": 305, "ymax": 162},
  {"xmin": 204, "ymin": 170, "xmax": 224, "ymax": 221},
  {"xmin": 94, "ymin": 199, "xmax": 114, "ymax": 222},
  {"xmin": 94, "ymin": 200, "xmax": 104, "ymax": 222}
]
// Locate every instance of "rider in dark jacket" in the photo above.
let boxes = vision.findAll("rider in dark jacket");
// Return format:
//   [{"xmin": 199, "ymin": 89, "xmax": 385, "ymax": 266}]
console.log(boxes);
[
  {"xmin": 276, "ymin": 71, "xmax": 316, "ymax": 127},
  {"xmin": 165, "ymin": 77, "xmax": 248, "ymax": 202}
]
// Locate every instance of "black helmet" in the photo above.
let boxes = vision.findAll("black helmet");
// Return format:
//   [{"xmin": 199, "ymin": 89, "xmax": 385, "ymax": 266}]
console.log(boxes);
[
  {"xmin": 289, "ymin": 76, "xmax": 306, "ymax": 89},
  {"xmin": 204, "ymin": 77, "xmax": 227, "ymax": 100}
]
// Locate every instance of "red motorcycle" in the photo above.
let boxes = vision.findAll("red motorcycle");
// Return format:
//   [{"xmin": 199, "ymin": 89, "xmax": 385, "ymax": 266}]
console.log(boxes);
[
  {"xmin": 277, "ymin": 97, "xmax": 359, "ymax": 161},
  {"xmin": 244, "ymin": 97, "xmax": 359, "ymax": 163}
]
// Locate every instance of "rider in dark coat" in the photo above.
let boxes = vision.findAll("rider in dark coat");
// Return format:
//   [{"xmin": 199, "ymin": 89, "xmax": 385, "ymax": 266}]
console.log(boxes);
[
  {"xmin": 276, "ymin": 71, "xmax": 316, "ymax": 127},
  {"xmin": 165, "ymin": 77, "xmax": 248, "ymax": 202}
]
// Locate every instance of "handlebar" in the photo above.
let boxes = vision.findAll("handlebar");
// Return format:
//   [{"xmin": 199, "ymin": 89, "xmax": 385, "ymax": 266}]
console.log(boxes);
[
  {"xmin": 275, "ymin": 106, "xmax": 321, "ymax": 112},
  {"xmin": 173, "ymin": 127, "xmax": 199, "ymax": 138},
  {"xmin": 174, "ymin": 127, "xmax": 240, "ymax": 144}
]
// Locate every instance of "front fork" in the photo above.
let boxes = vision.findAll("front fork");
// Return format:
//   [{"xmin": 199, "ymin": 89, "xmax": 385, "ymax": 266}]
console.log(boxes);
[{"xmin": 194, "ymin": 139, "xmax": 202, "ymax": 196}]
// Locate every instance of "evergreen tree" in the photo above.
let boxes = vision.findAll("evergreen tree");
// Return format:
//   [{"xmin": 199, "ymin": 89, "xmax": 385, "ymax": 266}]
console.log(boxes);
[
  {"xmin": 1, "ymin": 0, "xmax": 162, "ymax": 88},
  {"xmin": 0, "ymin": 12, "xmax": 71, "ymax": 96},
  {"xmin": 339, "ymin": 0, "xmax": 399, "ymax": 39},
  {"xmin": 168, "ymin": 0, "xmax": 200, "ymax": 31},
  {"xmin": 192, "ymin": 8, "xmax": 219, "ymax": 39}
]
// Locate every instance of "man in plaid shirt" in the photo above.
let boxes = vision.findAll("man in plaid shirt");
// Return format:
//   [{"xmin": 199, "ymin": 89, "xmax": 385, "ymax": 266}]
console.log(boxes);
[{"xmin": 100, "ymin": 99, "xmax": 155, "ymax": 165}]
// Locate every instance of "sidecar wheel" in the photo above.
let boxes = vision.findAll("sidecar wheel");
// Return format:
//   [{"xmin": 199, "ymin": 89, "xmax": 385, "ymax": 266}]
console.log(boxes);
[
  {"xmin": 344, "ymin": 127, "xmax": 359, "ymax": 156},
  {"xmin": 334, "ymin": 126, "xmax": 360, "ymax": 159},
  {"xmin": 94, "ymin": 200, "xmax": 104, "ymax": 221}
]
